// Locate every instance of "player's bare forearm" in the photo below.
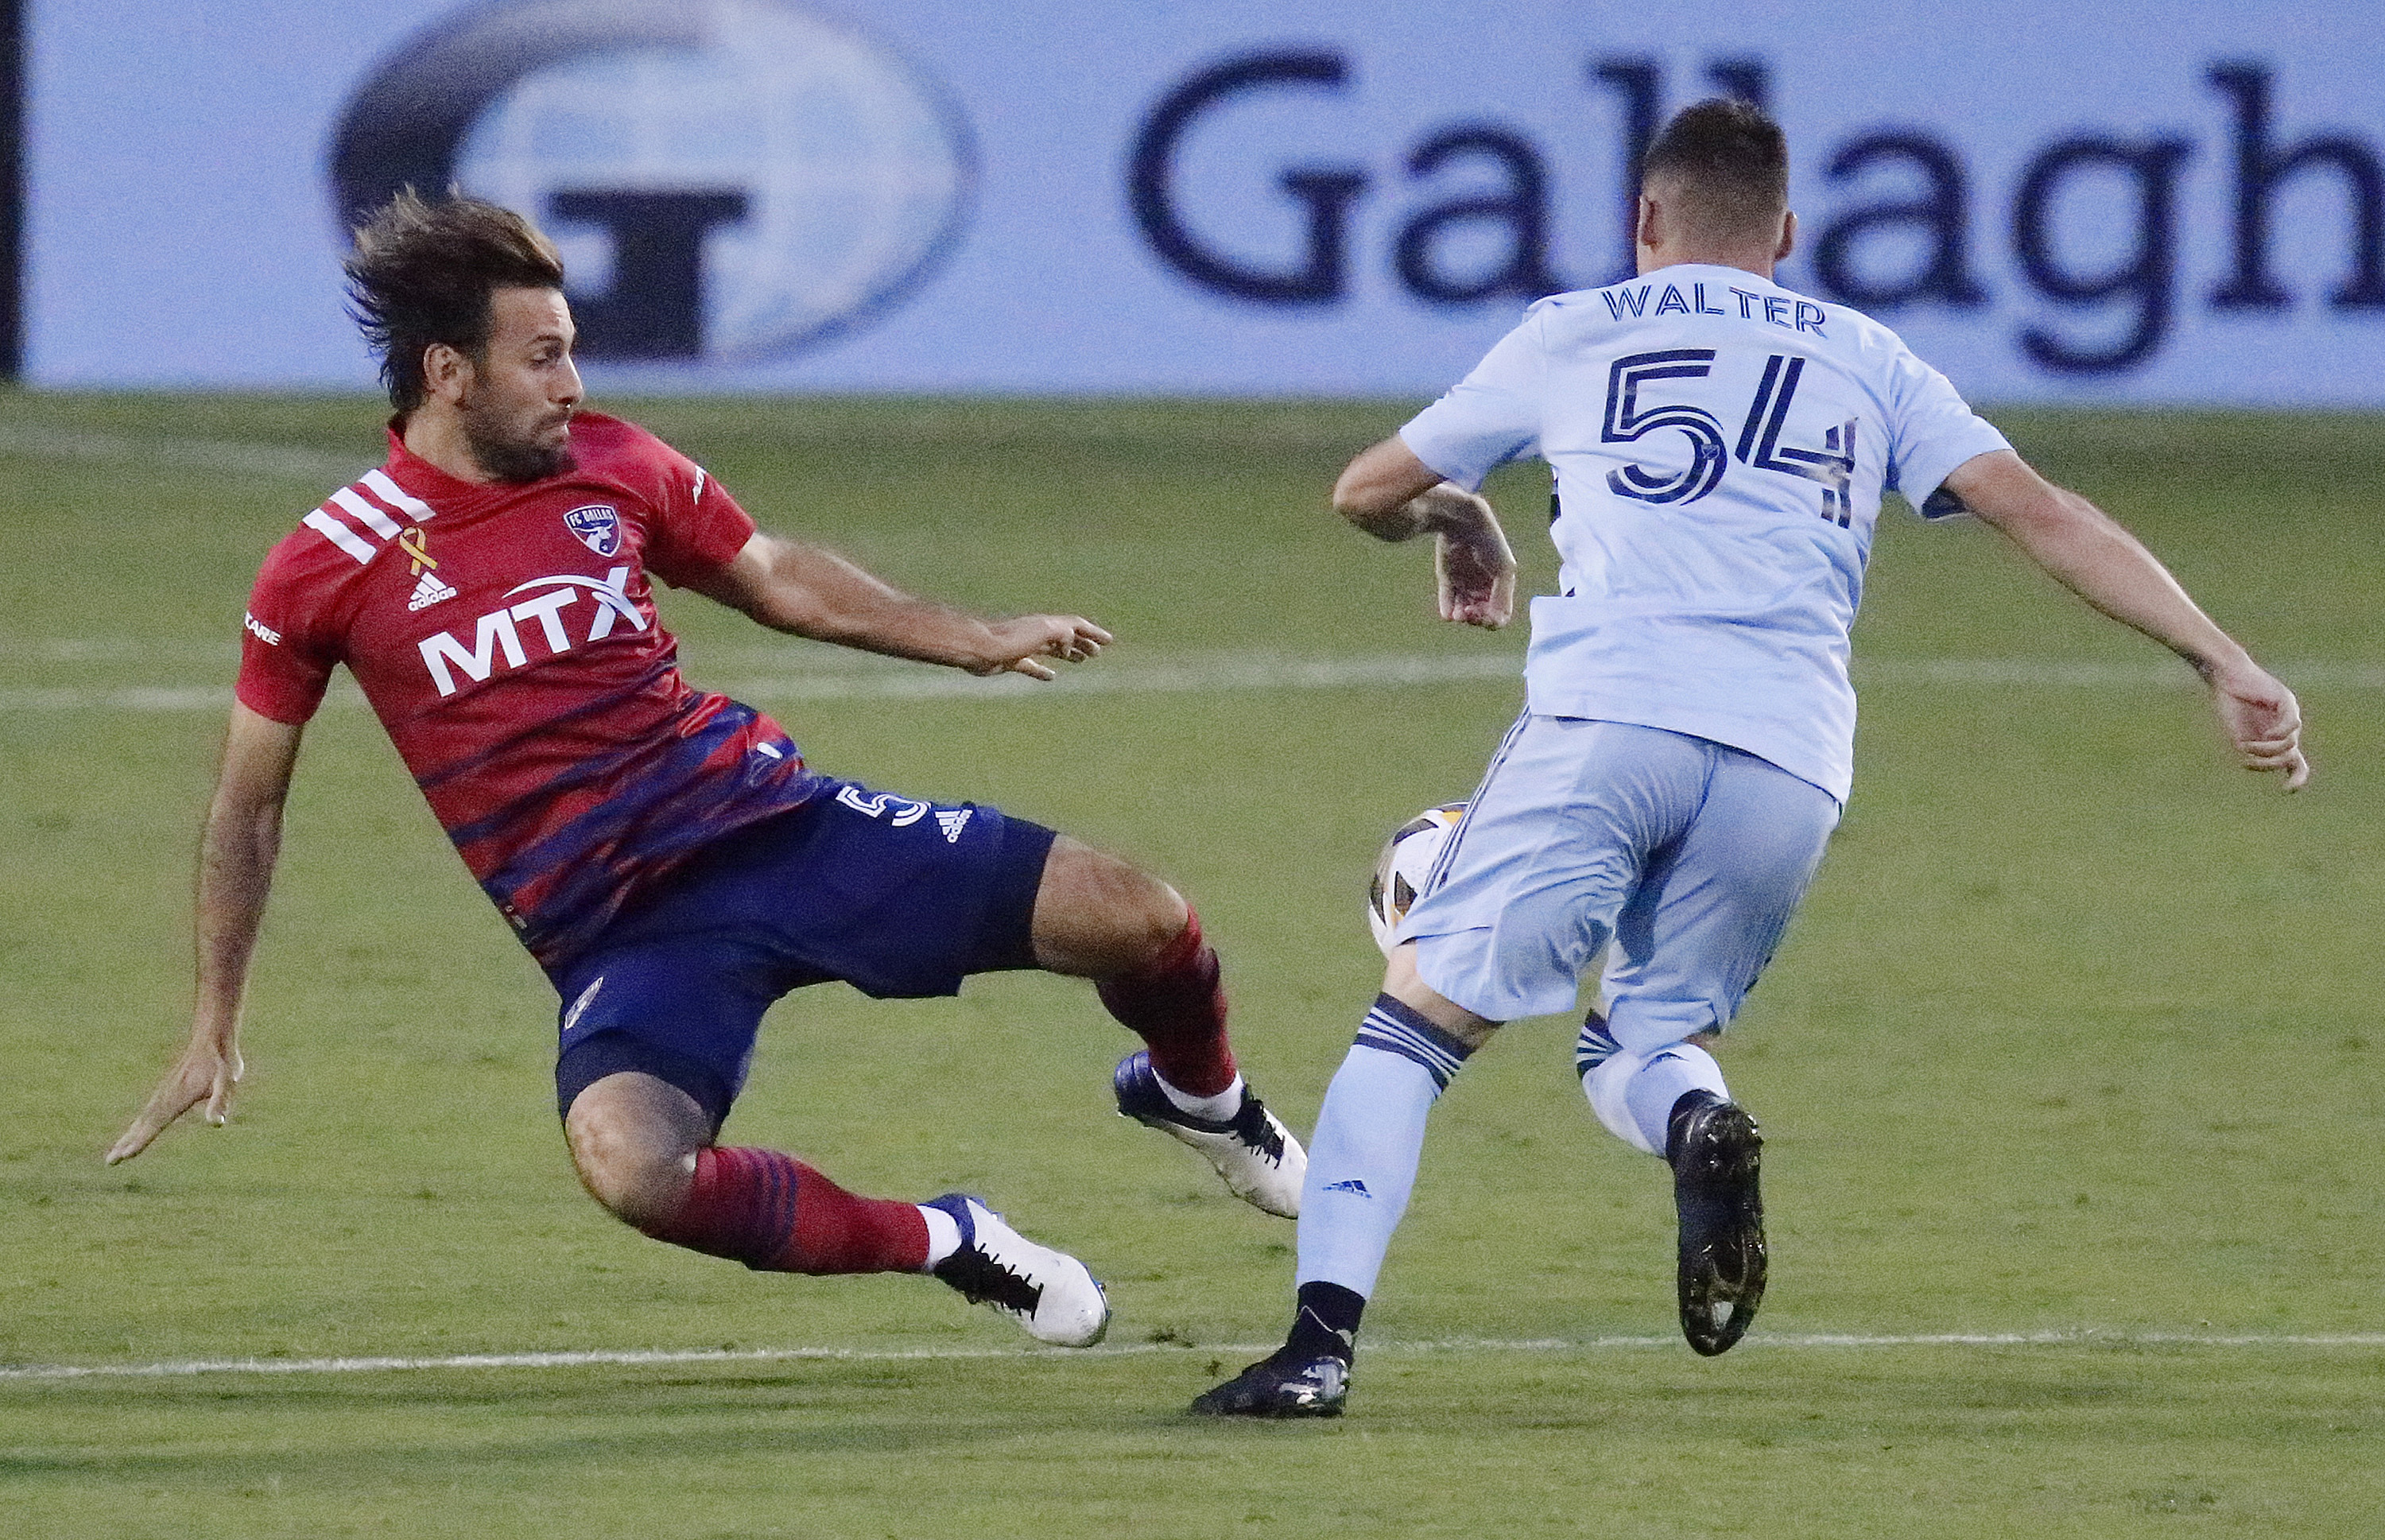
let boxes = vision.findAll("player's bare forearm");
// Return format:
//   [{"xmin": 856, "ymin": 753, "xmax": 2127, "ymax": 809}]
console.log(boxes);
[
  {"xmin": 192, "ymin": 709, "xmax": 301, "ymax": 1035},
  {"xmin": 737, "ymin": 539, "xmax": 992, "ymax": 662},
  {"xmin": 695, "ymin": 532, "xmax": 1111, "ymax": 679},
  {"xmin": 192, "ymin": 775, "xmax": 285, "ymax": 1035},
  {"xmin": 107, "ymin": 707, "xmax": 300, "ymax": 1162},
  {"xmin": 1332, "ymin": 437, "xmax": 1474, "ymax": 541},
  {"xmin": 1952, "ymin": 454, "xmax": 2233, "ymax": 669},
  {"xmin": 1333, "ymin": 438, "xmax": 1517, "ymax": 628},
  {"xmin": 1947, "ymin": 450, "xmax": 2309, "ymax": 789}
]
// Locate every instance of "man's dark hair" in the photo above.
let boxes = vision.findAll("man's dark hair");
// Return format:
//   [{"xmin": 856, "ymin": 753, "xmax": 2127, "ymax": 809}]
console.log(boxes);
[
  {"xmin": 1638, "ymin": 98, "xmax": 1789, "ymax": 242},
  {"xmin": 343, "ymin": 190, "xmax": 567, "ymax": 415}
]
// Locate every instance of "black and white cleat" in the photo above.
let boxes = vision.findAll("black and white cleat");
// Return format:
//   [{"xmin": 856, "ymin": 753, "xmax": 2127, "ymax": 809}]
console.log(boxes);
[
  {"xmin": 924, "ymin": 1194, "xmax": 1110, "ymax": 1348},
  {"xmin": 1189, "ymin": 1350, "xmax": 1350, "ymax": 1418},
  {"xmin": 1114, "ymin": 1050, "xmax": 1306, "ymax": 1218},
  {"xmin": 1668, "ymin": 1092, "xmax": 1767, "ymax": 1356}
]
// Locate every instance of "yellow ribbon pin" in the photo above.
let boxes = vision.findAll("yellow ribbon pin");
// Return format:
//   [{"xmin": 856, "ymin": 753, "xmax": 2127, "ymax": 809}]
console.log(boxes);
[{"xmin": 398, "ymin": 527, "xmax": 436, "ymax": 575}]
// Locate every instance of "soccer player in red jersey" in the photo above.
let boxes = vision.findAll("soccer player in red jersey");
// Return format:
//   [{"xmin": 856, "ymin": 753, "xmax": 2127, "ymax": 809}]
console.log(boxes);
[{"xmin": 107, "ymin": 192, "xmax": 1306, "ymax": 1347}]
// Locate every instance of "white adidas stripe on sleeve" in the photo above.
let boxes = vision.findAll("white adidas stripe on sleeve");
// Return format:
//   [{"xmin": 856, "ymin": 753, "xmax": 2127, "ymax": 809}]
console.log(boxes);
[
  {"xmin": 360, "ymin": 468, "xmax": 433, "ymax": 521},
  {"xmin": 328, "ymin": 486, "xmax": 402, "ymax": 540},
  {"xmin": 301, "ymin": 508, "xmax": 378, "ymax": 564}
]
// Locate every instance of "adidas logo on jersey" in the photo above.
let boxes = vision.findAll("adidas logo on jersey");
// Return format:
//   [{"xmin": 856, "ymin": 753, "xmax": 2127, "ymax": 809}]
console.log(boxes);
[
  {"xmin": 935, "ymin": 808, "xmax": 974, "ymax": 844},
  {"xmin": 407, "ymin": 568, "xmax": 459, "ymax": 611}
]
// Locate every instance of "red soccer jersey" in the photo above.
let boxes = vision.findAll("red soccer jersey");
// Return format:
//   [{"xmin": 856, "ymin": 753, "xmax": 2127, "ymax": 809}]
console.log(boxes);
[{"xmin": 237, "ymin": 411, "xmax": 824, "ymax": 968}]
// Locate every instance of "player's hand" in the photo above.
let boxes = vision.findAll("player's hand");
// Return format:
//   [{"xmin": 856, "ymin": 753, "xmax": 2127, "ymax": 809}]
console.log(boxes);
[
  {"xmin": 2208, "ymin": 659, "xmax": 2309, "ymax": 791},
  {"xmin": 106, "ymin": 1032, "xmax": 243, "ymax": 1165},
  {"xmin": 970, "ymin": 615, "xmax": 1114, "ymax": 681},
  {"xmin": 1423, "ymin": 489, "xmax": 1515, "ymax": 630}
]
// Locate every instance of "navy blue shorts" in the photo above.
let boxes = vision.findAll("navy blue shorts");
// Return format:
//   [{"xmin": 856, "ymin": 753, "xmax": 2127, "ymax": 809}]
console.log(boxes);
[{"xmin": 549, "ymin": 779, "xmax": 1056, "ymax": 1129}]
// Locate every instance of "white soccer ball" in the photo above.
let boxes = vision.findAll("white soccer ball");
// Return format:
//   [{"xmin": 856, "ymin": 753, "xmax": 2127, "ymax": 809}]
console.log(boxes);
[{"xmin": 1366, "ymin": 803, "xmax": 1466, "ymax": 955}]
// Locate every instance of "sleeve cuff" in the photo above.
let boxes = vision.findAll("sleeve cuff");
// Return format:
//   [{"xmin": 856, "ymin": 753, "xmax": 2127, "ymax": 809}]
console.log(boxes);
[
  {"xmin": 1396, "ymin": 423, "xmax": 1488, "ymax": 493},
  {"xmin": 235, "ymin": 677, "xmax": 324, "ymax": 725},
  {"xmin": 1901, "ymin": 429, "xmax": 2013, "ymax": 518}
]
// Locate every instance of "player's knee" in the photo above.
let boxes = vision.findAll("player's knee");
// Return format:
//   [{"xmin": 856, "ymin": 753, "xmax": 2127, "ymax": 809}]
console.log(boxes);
[
  {"xmin": 1379, "ymin": 944, "xmax": 1500, "ymax": 1049},
  {"xmin": 1092, "ymin": 873, "xmax": 1188, "ymax": 978},
  {"xmin": 564, "ymin": 1077, "xmax": 703, "ymax": 1229},
  {"xmin": 569, "ymin": 1125, "xmax": 695, "ymax": 1232},
  {"xmin": 1035, "ymin": 837, "xmax": 1189, "ymax": 976},
  {"xmin": 1123, "ymin": 875, "xmax": 1191, "ymax": 968}
]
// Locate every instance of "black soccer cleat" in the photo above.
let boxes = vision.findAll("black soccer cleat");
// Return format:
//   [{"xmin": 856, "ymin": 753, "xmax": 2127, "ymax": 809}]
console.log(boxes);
[
  {"xmin": 1668, "ymin": 1092, "xmax": 1767, "ymax": 1357},
  {"xmin": 1189, "ymin": 1350, "xmax": 1350, "ymax": 1418}
]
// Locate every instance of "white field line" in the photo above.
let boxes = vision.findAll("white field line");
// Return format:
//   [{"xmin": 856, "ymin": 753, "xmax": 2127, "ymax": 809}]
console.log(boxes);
[
  {"xmin": 723, "ymin": 653, "xmax": 1526, "ymax": 701},
  {"xmin": 5, "ymin": 1331, "xmax": 2382, "ymax": 1384},
  {"xmin": 0, "ymin": 421, "xmax": 368, "ymax": 485},
  {"xmin": 2, "ymin": 654, "xmax": 2383, "ymax": 714},
  {"xmin": 0, "ymin": 685, "xmax": 238, "ymax": 712}
]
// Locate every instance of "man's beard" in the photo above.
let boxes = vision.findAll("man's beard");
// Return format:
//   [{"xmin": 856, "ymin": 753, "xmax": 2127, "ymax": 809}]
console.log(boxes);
[{"xmin": 463, "ymin": 401, "xmax": 576, "ymax": 483}]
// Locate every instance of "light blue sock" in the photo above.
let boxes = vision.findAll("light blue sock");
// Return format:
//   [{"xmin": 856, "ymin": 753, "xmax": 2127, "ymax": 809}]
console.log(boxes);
[
  {"xmin": 1295, "ymin": 996, "xmax": 1475, "ymax": 1298},
  {"xmin": 1622, "ymin": 1041, "xmax": 1730, "ymax": 1157}
]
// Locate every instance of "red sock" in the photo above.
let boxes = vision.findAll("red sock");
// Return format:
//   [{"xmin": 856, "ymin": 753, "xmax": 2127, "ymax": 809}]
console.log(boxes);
[
  {"xmin": 642, "ymin": 1146, "xmax": 930, "ymax": 1274},
  {"xmin": 1096, "ymin": 907, "xmax": 1237, "ymax": 1096}
]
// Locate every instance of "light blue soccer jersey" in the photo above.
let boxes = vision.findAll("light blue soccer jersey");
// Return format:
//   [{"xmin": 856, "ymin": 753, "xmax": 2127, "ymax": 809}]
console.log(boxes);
[{"xmin": 1401, "ymin": 262, "xmax": 2009, "ymax": 801}]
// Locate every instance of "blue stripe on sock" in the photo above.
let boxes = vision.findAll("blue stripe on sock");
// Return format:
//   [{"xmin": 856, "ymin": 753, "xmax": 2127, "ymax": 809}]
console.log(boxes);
[
  {"xmin": 1351, "ymin": 995, "xmax": 1473, "ymax": 1091},
  {"xmin": 1575, "ymin": 1012, "xmax": 1623, "ymax": 1076}
]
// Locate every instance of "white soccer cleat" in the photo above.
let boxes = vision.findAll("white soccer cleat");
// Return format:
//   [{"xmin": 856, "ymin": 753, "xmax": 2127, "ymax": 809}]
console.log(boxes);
[
  {"xmin": 1114, "ymin": 1051, "xmax": 1308, "ymax": 1218},
  {"xmin": 924, "ymin": 1194, "xmax": 1110, "ymax": 1348}
]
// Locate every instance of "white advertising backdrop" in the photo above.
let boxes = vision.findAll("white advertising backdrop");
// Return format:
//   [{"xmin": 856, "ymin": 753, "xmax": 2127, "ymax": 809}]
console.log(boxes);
[{"xmin": 25, "ymin": 0, "xmax": 2385, "ymax": 401}]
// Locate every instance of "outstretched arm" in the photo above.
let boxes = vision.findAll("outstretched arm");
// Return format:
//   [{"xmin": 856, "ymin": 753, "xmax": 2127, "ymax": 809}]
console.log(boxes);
[
  {"xmin": 1332, "ymin": 437, "xmax": 1516, "ymax": 629},
  {"xmin": 1941, "ymin": 448, "xmax": 2309, "ymax": 791},
  {"xmin": 687, "ymin": 532, "xmax": 1111, "ymax": 681},
  {"xmin": 108, "ymin": 704, "xmax": 303, "ymax": 1163}
]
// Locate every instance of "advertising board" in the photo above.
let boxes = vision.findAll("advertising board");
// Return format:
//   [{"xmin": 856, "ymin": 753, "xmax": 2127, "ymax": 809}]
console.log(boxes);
[{"xmin": 21, "ymin": 0, "xmax": 2385, "ymax": 401}]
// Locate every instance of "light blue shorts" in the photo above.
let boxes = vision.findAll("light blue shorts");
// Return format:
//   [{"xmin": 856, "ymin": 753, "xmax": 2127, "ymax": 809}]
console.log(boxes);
[{"xmin": 1401, "ymin": 716, "xmax": 1840, "ymax": 1048}]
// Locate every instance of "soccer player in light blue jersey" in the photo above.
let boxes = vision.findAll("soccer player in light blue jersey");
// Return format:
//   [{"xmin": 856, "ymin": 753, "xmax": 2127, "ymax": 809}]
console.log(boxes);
[{"xmin": 1194, "ymin": 99, "xmax": 2309, "ymax": 1417}]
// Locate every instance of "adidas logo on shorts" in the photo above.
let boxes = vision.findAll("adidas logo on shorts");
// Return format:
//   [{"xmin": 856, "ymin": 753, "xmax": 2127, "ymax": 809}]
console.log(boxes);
[{"xmin": 935, "ymin": 807, "xmax": 973, "ymax": 844}]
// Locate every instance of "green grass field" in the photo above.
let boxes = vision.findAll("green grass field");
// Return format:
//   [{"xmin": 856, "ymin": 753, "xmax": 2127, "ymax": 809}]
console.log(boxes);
[{"xmin": 1, "ymin": 392, "xmax": 2379, "ymax": 1537}]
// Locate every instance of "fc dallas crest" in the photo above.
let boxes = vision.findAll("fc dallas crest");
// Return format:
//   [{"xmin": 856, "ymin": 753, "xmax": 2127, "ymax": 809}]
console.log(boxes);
[{"xmin": 563, "ymin": 503, "xmax": 622, "ymax": 557}]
